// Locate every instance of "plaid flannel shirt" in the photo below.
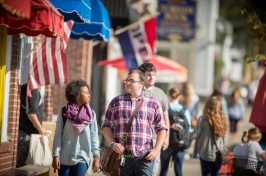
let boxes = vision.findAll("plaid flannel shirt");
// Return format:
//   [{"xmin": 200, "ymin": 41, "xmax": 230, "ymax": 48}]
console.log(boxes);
[{"xmin": 101, "ymin": 92, "xmax": 167, "ymax": 157}]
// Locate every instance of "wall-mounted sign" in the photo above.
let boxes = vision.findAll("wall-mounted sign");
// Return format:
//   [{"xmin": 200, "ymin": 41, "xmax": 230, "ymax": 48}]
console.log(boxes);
[{"xmin": 157, "ymin": 0, "xmax": 197, "ymax": 41}]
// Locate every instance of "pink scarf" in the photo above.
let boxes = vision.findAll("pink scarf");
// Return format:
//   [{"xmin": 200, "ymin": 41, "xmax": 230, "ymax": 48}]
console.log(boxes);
[{"xmin": 64, "ymin": 102, "xmax": 92, "ymax": 133}]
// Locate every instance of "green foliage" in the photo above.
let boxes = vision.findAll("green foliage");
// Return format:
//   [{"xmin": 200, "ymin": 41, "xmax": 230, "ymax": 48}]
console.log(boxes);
[
  {"xmin": 241, "ymin": 0, "xmax": 266, "ymax": 63},
  {"xmin": 241, "ymin": 0, "xmax": 266, "ymax": 41},
  {"xmin": 220, "ymin": 0, "xmax": 266, "ymax": 63},
  {"xmin": 246, "ymin": 54, "xmax": 265, "ymax": 63}
]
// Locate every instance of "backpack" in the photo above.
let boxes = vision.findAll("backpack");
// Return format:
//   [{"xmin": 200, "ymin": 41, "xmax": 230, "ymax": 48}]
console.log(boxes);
[{"xmin": 168, "ymin": 106, "xmax": 192, "ymax": 150}]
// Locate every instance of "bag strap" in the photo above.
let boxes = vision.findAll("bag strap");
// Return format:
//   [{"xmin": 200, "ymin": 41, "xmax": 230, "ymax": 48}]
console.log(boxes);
[
  {"xmin": 211, "ymin": 125, "xmax": 226, "ymax": 151},
  {"xmin": 210, "ymin": 125, "xmax": 219, "ymax": 151},
  {"xmin": 212, "ymin": 130, "xmax": 218, "ymax": 151},
  {"xmin": 212, "ymin": 130, "xmax": 223, "ymax": 153},
  {"xmin": 120, "ymin": 99, "xmax": 143, "ymax": 146}
]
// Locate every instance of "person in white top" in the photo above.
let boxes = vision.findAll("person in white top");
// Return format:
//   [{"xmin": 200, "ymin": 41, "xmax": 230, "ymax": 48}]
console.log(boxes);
[{"xmin": 233, "ymin": 128, "xmax": 266, "ymax": 175}]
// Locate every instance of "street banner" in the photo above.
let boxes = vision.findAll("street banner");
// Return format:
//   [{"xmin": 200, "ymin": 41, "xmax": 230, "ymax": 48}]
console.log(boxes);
[
  {"xmin": 115, "ymin": 16, "xmax": 156, "ymax": 70},
  {"xmin": 27, "ymin": 20, "xmax": 74, "ymax": 96}
]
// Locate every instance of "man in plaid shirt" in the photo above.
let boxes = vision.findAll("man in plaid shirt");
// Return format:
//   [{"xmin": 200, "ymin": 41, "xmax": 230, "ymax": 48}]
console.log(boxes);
[{"xmin": 102, "ymin": 69, "xmax": 167, "ymax": 176}]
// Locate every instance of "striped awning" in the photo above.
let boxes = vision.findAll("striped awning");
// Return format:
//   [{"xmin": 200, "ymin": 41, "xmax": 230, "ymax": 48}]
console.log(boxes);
[
  {"xmin": 50, "ymin": 0, "xmax": 91, "ymax": 23},
  {"xmin": 70, "ymin": 0, "xmax": 111, "ymax": 41}
]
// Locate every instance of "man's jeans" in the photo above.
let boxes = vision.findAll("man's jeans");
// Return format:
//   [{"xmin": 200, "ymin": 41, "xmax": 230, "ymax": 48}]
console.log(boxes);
[
  {"xmin": 120, "ymin": 154, "xmax": 154, "ymax": 176},
  {"xmin": 160, "ymin": 147, "xmax": 185, "ymax": 176}
]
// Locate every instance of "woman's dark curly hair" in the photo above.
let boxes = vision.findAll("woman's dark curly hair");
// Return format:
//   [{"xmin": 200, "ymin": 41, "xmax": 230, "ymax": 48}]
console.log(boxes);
[{"xmin": 65, "ymin": 79, "xmax": 90, "ymax": 102}]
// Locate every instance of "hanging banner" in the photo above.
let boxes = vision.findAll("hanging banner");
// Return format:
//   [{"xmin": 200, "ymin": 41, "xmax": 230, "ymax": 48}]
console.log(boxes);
[
  {"xmin": 157, "ymin": 0, "xmax": 197, "ymax": 41},
  {"xmin": 115, "ymin": 16, "xmax": 156, "ymax": 70}
]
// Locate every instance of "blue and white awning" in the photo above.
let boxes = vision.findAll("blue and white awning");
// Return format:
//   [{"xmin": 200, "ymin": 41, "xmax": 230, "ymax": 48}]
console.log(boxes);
[
  {"xmin": 70, "ymin": 0, "xmax": 111, "ymax": 41},
  {"xmin": 50, "ymin": 0, "xmax": 91, "ymax": 23}
]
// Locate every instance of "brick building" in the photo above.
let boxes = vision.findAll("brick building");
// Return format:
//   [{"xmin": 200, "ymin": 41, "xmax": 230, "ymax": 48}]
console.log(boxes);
[
  {"xmin": 0, "ymin": 0, "xmax": 145, "ymax": 174},
  {"xmin": 0, "ymin": 32, "xmax": 109, "ymax": 175}
]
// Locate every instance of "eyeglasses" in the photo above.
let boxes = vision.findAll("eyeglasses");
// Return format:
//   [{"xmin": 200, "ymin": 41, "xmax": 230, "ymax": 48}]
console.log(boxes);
[{"xmin": 123, "ymin": 79, "xmax": 142, "ymax": 84}]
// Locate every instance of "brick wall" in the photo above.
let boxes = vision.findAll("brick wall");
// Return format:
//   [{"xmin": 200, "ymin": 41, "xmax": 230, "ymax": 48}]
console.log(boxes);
[
  {"xmin": 0, "ymin": 36, "xmax": 94, "ymax": 175},
  {"xmin": 0, "ymin": 35, "xmax": 20, "ymax": 175}
]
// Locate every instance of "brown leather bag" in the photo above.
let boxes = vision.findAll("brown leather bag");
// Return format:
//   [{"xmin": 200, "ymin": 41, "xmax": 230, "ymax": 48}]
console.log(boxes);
[{"xmin": 100, "ymin": 146, "xmax": 121, "ymax": 176}]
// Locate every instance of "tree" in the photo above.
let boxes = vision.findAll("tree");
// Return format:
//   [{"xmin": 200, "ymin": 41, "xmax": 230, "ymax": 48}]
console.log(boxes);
[
  {"xmin": 241, "ymin": 0, "xmax": 266, "ymax": 63},
  {"xmin": 220, "ymin": 0, "xmax": 266, "ymax": 64}
]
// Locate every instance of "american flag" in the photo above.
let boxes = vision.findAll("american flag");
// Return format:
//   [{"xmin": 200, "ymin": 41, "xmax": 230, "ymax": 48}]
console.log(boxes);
[{"xmin": 27, "ymin": 20, "xmax": 73, "ymax": 96}]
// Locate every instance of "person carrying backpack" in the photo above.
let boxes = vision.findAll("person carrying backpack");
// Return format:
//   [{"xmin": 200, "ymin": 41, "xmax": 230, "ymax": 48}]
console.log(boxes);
[
  {"xmin": 160, "ymin": 87, "xmax": 192, "ymax": 176},
  {"xmin": 173, "ymin": 96, "xmax": 228, "ymax": 176}
]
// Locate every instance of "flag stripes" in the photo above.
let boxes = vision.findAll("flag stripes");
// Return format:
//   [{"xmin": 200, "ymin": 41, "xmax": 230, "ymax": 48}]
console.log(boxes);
[{"xmin": 27, "ymin": 20, "xmax": 73, "ymax": 96}]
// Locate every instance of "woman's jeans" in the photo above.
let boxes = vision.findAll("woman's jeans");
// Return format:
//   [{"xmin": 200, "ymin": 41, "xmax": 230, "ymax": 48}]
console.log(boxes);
[
  {"xmin": 160, "ymin": 147, "xmax": 186, "ymax": 176},
  {"xmin": 59, "ymin": 162, "xmax": 88, "ymax": 176},
  {"xmin": 200, "ymin": 157, "xmax": 221, "ymax": 176}
]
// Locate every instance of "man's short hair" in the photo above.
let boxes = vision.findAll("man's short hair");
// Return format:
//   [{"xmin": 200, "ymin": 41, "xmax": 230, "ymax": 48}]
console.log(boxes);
[
  {"xmin": 138, "ymin": 63, "xmax": 156, "ymax": 73},
  {"xmin": 128, "ymin": 69, "xmax": 145, "ymax": 82}
]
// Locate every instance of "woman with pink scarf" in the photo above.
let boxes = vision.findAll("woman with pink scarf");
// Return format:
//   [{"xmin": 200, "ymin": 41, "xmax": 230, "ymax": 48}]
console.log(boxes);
[{"xmin": 52, "ymin": 79, "xmax": 100, "ymax": 176}]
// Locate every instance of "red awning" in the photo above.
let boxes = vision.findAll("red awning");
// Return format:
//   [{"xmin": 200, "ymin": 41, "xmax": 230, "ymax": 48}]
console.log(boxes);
[
  {"xmin": 0, "ymin": 0, "xmax": 64, "ymax": 37},
  {"xmin": 0, "ymin": 0, "xmax": 31, "ymax": 19},
  {"xmin": 98, "ymin": 55, "xmax": 188, "ymax": 83},
  {"xmin": 98, "ymin": 57, "xmax": 127, "ymax": 69},
  {"xmin": 98, "ymin": 55, "xmax": 186, "ymax": 71}
]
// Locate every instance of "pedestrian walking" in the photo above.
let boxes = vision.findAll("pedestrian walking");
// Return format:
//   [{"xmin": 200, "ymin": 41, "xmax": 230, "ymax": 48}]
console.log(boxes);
[
  {"xmin": 101, "ymin": 69, "xmax": 167, "ymax": 176},
  {"xmin": 173, "ymin": 96, "xmax": 228, "ymax": 176},
  {"xmin": 228, "ymin": 85, "xmax": 245, "ymax": 140},
  {"xmin": 160, "ymin": 87, "xmax": 192, "ymax": 176},
  {"xmin": 180, "ymin": 82, "xmax": 199, "ymax": 128},
  {"xmin": 52, "ymin": 79, "xmax": 100, "ymax": 176}
]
